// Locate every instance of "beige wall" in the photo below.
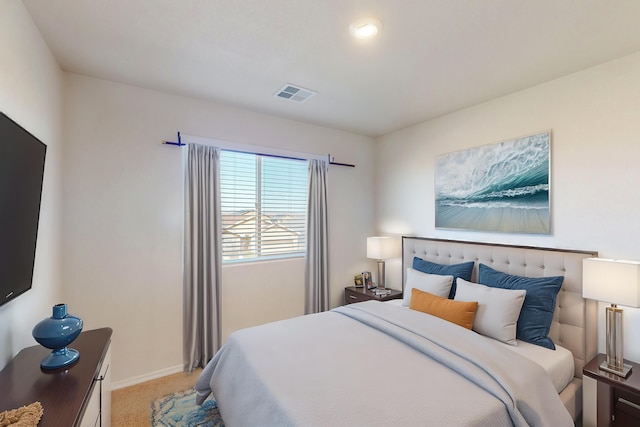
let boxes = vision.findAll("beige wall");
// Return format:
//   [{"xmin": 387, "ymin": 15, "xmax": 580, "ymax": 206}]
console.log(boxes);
[
  {"xmin": 0, "ymin": 0, "xmax": 63, "ymax": 370},
  {"xmin": 375, "ymin": 51, "xmax": 640, "ymax": 362},
  {"xmin": 61, "ymin": 74, "xmax": 376, "ymax": 385}
]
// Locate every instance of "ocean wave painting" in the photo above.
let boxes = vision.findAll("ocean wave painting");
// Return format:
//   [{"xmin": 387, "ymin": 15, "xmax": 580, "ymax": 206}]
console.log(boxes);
[{"xmin": 435, "ymin": 131, "xmax": 551, "ymax": 234}]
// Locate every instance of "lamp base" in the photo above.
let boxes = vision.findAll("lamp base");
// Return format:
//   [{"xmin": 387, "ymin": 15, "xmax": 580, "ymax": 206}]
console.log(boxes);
[
  {"xmin": 599, "ymin": 360, "xmax": 633, "ymax": 378},
  {"xmin": 376, "ymin": 260, "xmax": 386, "ymax": 289},
  {"xmin": 603, "ymin": 304, "xmax": 630, "ymax": 377}
]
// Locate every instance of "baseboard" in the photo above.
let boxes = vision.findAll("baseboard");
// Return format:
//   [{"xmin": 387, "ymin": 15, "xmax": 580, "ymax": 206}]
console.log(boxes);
[{"xmin": 111, "ymin": 364, "xmax": 184, "ymax": 390}]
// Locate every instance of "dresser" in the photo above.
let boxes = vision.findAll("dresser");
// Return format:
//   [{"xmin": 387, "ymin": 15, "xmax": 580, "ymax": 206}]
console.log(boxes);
[{"xmin": 0, "ymin": 327, "xmax": 112, "ymax": 426}]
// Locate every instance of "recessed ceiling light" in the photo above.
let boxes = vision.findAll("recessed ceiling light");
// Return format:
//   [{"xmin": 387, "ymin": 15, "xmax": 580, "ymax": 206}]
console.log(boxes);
[{"xmin": 349, "ymin": 17, "xmax": 383, "ymax": 40}]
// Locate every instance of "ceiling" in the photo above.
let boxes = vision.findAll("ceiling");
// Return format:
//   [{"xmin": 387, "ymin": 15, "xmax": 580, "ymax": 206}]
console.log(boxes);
[{"xmin": 23, "ymin": 0, "xmax": 640, "ymax": 137}]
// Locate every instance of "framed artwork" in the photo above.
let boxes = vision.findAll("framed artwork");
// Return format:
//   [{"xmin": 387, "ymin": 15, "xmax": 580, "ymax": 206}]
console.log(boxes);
[
  {"xmin": 354, "ymin": 273, "xmax": 364, "ymax": 287},
  {"xmin": 435, "ymin": 131, "xmax": 551, "ymax": 234},
  {"xmin": 362, "ymin": 271, "xmax": 374, "ymax": 289}
]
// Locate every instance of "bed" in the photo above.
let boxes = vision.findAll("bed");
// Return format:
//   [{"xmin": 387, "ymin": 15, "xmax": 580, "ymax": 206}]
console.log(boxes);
[{"xmin": 196, "ymin": 237, "xmax": 597, "ymax": 426}]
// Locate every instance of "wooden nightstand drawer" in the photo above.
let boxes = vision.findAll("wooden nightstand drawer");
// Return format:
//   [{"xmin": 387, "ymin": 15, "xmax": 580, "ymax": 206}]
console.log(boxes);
[
  {"xmin": 344, "ymin": 286, "xmax": 402, "ymax": 305},
  {"xmin": 614, "ymin": 388, "xmax": 640, "ymax": 425},
  {"xmin": 345, "ymin": 289, "xmax": 370, "ymax": 304}
]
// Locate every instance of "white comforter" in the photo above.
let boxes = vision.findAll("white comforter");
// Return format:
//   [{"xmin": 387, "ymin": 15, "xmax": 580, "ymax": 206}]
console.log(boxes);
[{"xmin": 196, "ymin": 301, "xmax": 573, "ymax": 426}]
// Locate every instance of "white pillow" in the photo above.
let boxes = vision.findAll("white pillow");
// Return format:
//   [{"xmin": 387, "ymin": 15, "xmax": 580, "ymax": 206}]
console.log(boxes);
[
  {"xmin": 402, "ymin": 268, "xmax": 453, "ymax": 307},
  {"xmin": 454, "ymin": 278, "xmax": 526, "ymax": 346}
]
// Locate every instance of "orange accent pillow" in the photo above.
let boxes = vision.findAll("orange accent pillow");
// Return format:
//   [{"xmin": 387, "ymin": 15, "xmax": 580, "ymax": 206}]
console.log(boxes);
[{"xmin": 409, "ymin": 288, "xmax": 478, "ymax": 329}]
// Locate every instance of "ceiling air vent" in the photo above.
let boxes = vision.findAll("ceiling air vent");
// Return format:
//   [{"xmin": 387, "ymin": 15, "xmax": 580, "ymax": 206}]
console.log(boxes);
[{"xmin": 274, "ymin": 84, "xmax": 317, "ymax": 103}]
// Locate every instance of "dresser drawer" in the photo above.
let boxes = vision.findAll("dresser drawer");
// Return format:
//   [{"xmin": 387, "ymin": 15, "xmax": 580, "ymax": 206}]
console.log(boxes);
[{"xmin": 79, "ymin": 340, "xmax": 111, "ymax": 427}]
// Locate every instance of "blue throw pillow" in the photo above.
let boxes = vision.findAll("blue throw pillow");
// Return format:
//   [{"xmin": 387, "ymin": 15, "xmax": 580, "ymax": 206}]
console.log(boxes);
[
  {"xmin": 412, "ymin": 257, "xmax": 474, "ymax": 299},
  {"xmin": 478, "ymin": 263, "xmax": 564, "ymax": 350}
]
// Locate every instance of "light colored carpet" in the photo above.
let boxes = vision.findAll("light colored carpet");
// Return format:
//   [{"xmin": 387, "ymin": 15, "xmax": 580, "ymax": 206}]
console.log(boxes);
[{"xmin": 111, "ymin": 369, "xmax": 202, "ymax": 426}]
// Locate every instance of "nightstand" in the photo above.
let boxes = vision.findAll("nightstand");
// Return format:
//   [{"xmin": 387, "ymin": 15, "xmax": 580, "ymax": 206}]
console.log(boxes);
[
  {"xmin": 583, "ymin": 354, "xmax": 640, "ymax": 427},
  {"xmin": 344, "ymin": 286, "xmax": 402, "ymax": 304}
]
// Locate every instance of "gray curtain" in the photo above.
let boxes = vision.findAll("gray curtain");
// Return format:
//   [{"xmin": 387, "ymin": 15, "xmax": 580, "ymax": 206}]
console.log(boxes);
[
  {"xmin": 183, "ymin": 143, "xmax": 222, "ymax": 372},
  {"xmin": 305, "ymin": 159, "xmax": 329, "ymax": 314}
]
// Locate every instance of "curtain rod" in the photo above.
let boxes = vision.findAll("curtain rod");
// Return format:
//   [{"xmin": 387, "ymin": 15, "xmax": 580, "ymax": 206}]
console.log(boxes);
[{"xmin": 164, "ymin": 131, "xmax": 355, "ymax": 167}]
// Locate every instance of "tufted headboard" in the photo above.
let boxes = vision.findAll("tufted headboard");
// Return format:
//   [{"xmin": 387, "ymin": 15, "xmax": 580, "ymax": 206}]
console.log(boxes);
[{"xmin": 402, "ymin": 237, "xmax": 597, "ymax": 391}]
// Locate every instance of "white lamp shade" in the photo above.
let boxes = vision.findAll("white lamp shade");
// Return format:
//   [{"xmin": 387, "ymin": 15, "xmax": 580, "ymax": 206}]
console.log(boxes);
[
  {"xmin": 583, "ymin": 258, "xmax": 640, "ymax": 307},
  {"xmin": 366, "ymin": 236, "xmax": 398, "ymax": 260}
]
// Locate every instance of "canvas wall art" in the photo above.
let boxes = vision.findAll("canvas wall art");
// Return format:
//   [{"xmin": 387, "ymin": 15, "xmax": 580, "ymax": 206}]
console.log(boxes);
[{"xmin": 435, "ymin": 131, "xmax": 551, "ymax": 234}]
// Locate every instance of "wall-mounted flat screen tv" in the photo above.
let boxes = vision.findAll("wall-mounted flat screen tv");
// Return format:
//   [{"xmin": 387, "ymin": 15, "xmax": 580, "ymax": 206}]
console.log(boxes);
[{"xmin": 0, "ymin": 112, "xmax": 47, "ymax": 307}]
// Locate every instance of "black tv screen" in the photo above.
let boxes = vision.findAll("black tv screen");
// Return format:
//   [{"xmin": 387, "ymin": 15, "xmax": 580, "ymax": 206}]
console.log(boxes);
[{"xmin": 0, "ymin": 112, "xmax": 47, "ymax": 307}]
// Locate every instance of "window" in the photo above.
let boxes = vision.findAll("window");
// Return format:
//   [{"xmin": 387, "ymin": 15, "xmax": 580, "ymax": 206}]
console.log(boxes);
[{"xmin": 220, "ymin": 150, "xmax": 308, "ymax": 262}]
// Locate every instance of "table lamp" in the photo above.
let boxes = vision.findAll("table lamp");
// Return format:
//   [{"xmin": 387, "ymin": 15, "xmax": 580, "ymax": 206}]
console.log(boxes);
[
  {"xmin": 367, "ymin": 236, "xmax": 397, "ymax": 289},
  {"xmin": 583, "ymin": 258, "xmax": 640, "ymax": 377}
]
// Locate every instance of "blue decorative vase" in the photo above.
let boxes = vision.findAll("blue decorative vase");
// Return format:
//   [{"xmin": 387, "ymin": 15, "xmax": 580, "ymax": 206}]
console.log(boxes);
[{"xmin": 32, "ymin": 303, "xmax": 83, "ymax": 370}]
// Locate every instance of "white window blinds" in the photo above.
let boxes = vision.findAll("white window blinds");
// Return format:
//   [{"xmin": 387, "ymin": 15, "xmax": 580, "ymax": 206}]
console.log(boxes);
[{"xmin": 220, "ymin": 150, "xmax": 308, "ymax": 262}]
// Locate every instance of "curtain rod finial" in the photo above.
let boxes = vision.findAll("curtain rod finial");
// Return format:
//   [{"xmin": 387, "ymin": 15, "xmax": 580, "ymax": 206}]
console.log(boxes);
[
  {"xmin": 164, "ymin": 131, "xmax": 184, "ymax": 146},
  {"xmin": 327, "ymin": 153, "xmax": 355, "ymax": 168}
]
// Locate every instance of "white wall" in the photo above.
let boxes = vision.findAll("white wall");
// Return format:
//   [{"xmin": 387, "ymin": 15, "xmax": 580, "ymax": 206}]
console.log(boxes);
[
  {"xmin": 375, "ymin": 51, "xmax": 640, "ymax": 362},
  {"xmin": 11, "ymin": 0, "xmax": 636, "ymax": 384},
  {"xmin": 0, "ymin": 0, "xmax": 63, "ymax": 370},
  {"xmin": 62, "ymin": 74, "xmax": 375, "ymax": 384}
]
